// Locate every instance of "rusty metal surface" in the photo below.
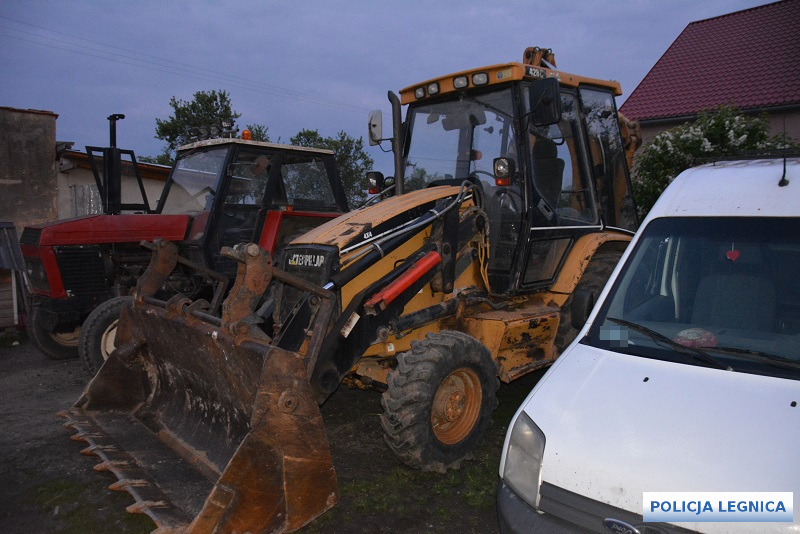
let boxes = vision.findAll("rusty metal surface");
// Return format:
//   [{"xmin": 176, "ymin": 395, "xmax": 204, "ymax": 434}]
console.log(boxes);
[
  {"xmin": 220, "ymin": 243, "xmax": 273, "ymax": 339},
  {"xmin": 136, "ymin": 238, "xmax": 179, "ymax": 299},
  {"xmin": 138, "ymin": 239, "xmax": 230, "ymax": 314},
  {"xmin": 67, "ymin": 279, "xmax": 338, "ymax": 533},
  {"xmin": 186, "ymin": 346, "xmax": 337, "ymax": 533},
  {"xmin": 463, "ymin": 303, "xmax": 560, "ymax": 382}
]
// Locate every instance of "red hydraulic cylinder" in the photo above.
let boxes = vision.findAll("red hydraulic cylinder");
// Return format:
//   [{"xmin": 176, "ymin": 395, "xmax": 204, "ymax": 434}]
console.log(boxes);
[{"xmin": 363, "ymin": 250, "xmax": 442, "ymax": 313}]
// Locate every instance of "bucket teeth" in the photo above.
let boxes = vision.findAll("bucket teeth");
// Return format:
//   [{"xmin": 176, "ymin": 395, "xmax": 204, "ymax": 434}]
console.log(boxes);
[
  {"xmin": 70, "ymin": 431, "xmax": 103, "ymax": 442},
  {"xmin": 62, "ymin": 419, "xmax": 90, "ymax": 429},
  {"xmin": 80, "ymin": 444, "xmax": 117, "ymax": 456},
  {"xmin": 109, "ymin": 479, "xmax": 149, "ymax": 491},
  {"xmin": 126, "ymin": 501, "xmax": 168, "ymax": 514},
  {"xmin": 94, "ymin": 460, "xmax": 131, "ymax": 472}
]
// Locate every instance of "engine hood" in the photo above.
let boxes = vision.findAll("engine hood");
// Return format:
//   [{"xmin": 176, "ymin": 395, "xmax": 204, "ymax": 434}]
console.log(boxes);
[
  {"xmin": 294, "ymin": 186, "xmax": 463, "ymax": 256},
  {"xmin": 24, "ymin": 214, "xmax": 190, "ymax": 246},
  {"xmin": 522, "ymin": 344, "xmax": 800, "ymax": 531}
]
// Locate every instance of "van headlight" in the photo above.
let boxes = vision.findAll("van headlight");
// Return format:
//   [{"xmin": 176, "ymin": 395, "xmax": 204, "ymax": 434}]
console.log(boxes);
[{"xmin": 502, "ymin": 411, "xmax": 545, "ymax": 508}]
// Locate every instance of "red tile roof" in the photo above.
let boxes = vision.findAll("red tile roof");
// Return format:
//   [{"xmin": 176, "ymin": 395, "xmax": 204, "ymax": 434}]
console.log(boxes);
[{"xmin": 620, "ymin": 0, "xmax": 800, "ymax": 121}]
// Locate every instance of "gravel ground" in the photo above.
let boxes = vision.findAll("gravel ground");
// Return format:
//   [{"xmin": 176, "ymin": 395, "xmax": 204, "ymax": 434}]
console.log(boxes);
[{"xmin": 0, "ymin": 335, "xmax": 543, "ymax": 533}]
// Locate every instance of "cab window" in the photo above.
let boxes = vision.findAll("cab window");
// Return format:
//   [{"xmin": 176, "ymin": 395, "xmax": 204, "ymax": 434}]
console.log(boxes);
[{"xmin": 525, "ymin": 90, "xmax": 597, "ymax": 225}]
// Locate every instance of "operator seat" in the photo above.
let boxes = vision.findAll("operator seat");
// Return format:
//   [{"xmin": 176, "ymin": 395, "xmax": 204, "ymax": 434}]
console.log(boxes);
[{"xmin": 532, "ymin": 139, "xmax": 565, "ymax": 209}]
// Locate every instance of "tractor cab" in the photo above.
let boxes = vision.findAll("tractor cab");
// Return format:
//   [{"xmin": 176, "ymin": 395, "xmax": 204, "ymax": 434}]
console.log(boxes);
[{"xmin": 158, "ymin": 138, "xmax": 348, "ymax": 278}]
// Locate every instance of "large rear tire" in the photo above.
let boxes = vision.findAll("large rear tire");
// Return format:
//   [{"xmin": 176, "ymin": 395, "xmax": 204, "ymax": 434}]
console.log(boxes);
[
  {"xmin": 78, "ymin": 296, "xmax": 131, "ymax": 375},
  {"xmin": 380, "ymin": 331, "xmax": 499, "ymax": 473},
  {"xmin": 27, "ymin": 305, "xmax": 79, "ymax": 360},
  {"xmin": 555, "ymin": 250, "xmax": 622, "ymax": 350}
]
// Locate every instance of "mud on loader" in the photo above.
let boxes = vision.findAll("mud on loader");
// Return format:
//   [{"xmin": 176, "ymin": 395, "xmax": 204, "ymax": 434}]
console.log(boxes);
[{"xmin": 61, "ymin": 47, "xmax": 641, "ymax": 532}]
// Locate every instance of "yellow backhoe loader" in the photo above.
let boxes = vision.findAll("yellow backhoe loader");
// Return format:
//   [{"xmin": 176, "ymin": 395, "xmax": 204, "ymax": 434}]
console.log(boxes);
[{"xmin": 61, "ymin": 47, "xmax": 641, "ymax": 533}]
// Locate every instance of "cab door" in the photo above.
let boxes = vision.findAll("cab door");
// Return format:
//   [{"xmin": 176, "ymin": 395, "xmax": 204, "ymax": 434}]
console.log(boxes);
[
  {"xmin": 208, "ymin": 148, "xmax": 277, "ymax": 277},
  {"xmin": 518, "ymin": 89, "xmax": 600, "ymax": 291}
]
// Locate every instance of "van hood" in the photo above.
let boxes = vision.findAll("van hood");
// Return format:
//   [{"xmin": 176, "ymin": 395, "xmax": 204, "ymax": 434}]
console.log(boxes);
[{"xmin": 523, "ymin": 344, "xmax": 800, "ymax": 530}]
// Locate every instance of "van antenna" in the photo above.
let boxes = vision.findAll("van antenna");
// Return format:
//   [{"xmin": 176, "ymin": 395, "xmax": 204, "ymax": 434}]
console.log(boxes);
[{"xmin": 778, "ymin": 115, "xmax": 789, "ymax": 187}]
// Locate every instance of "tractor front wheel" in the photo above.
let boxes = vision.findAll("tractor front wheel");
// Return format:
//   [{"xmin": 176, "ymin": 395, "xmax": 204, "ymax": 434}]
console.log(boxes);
[
  {"xmin": 78, "ymin": 296, "xmax": 131, "ymax": 375},
  {"xmin": 27, "ymin": 305, "xmax": 79, "ymax": 360},
  {"xmin": 380, "ymin": 331, "xmax": 499, "ymax": 473}
]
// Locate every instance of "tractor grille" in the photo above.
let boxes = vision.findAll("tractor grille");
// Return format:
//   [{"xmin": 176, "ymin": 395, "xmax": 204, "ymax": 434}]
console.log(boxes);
[{"xmin": 54, "ymin": 246, "xmax": 108, "ymax": 296}]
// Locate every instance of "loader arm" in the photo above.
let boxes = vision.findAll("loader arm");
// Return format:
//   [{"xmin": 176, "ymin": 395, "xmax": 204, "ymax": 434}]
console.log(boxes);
[{"xmin": 310, "ymin": 201, "xmax": 484, "ymax": 401}]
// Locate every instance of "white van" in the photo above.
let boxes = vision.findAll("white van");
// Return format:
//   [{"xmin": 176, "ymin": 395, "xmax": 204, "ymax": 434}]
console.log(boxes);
[{"xmin": 498, "ymin": 157, "xmax": 800, "ymax": 533}]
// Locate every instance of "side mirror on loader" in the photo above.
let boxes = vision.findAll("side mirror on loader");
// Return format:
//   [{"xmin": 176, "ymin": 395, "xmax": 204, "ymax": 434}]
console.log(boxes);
[
  {"xmin": 530, "ymin": 77, "xmax": 562, "ymax": 126},
  {"xmin": 368, "ymin": 110, "xmax": 383, "ymax": 146},
  {"xmin": 570, "ymin": 288, "xmax": 595, "ymax": 330}
]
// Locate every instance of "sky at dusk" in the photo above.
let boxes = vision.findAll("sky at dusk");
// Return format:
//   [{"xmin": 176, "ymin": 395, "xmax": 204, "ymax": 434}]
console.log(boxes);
[{"xmin": 1, "ymin": 0, "xmax": 769, "ymax": 173}]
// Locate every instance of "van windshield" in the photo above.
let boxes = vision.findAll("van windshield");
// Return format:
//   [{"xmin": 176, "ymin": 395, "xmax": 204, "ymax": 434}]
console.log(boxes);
[{"xmin": 585, "ymin": 217, "xmax": 800, "ymax": 381}]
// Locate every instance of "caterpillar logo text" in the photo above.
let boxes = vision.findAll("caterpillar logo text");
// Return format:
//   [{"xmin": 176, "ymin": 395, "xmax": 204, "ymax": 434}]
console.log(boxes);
[{"xmin": 288, "ymin": 254, "xmax": 326, "ymax": 268}]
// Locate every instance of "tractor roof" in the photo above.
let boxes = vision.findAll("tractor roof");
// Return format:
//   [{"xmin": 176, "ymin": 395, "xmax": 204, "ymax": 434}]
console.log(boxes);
[{"xmin": 177, "ymin": 137, "xmax": 335, "ymax": 156}]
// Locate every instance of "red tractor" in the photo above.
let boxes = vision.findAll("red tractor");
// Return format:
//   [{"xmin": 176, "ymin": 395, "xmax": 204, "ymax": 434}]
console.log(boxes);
[{"xmin": 20, "ymin": 123, "xmax": 349, "ymax": 372}]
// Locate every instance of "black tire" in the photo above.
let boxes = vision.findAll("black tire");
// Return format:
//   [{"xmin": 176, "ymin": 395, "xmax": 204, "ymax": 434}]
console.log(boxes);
[
  {"xmin": 380, "ymin": 331, "xmax": 499, "ymax": 473},
  {"xmin": 78, "ymin": 296, "xmax": 132, "ymax": 375},
  {"xmin": 555, "ymin": 250, "xmax": 622, "ymax": 350},
  {"xmin": 27, "ymin": 305, "xmax": 79, "ymax": 360}
]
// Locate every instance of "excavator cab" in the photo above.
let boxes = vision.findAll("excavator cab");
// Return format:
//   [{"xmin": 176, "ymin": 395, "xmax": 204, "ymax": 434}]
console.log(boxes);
[{"xmin": 395, "ymin": 60, "xmax": 637, "ymax": 295}]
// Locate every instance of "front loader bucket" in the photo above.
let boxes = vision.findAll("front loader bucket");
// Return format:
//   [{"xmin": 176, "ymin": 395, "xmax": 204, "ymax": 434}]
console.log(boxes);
[{"xmin": 61, "ymin": 241, "xmax": 339, "ymax": 533}]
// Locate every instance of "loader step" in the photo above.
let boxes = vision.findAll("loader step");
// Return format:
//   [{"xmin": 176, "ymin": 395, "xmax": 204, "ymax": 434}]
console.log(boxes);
[{"xmin": 62, "ymin": 407, "xmax": 215, "ymax": 529}]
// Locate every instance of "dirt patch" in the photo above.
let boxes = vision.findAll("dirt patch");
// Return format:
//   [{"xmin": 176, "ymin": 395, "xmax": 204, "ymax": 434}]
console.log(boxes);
[{"xmin": 0, "ymin": 338, "xmax": 543, "ymax": 533}]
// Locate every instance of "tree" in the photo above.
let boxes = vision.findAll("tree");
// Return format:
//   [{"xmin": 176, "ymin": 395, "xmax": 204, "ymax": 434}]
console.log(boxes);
[
  {"xmin": 137, "ymin": 150, "xmax": 173, "ymax": 166},
  {"xmin": 633, "ymin": 106, "xmax": 795, "ymax": 218},
  {"xmin": 405, "ymin": 166, "xmax": 443, "ymax": 192},
  {"xmin": 151, "ymin": 89, "xmax": 241, "ymax": 161},
  {"xmin": 142, "ymin": 90, "xmax": 270, "ymax": 166},
  {"xmin": 245, "ymin": 123, "xmax": 270, "ymax": 142},
  {"xmin": 290, "ymin": 129, "xmax": 374, "ymax": 206}
]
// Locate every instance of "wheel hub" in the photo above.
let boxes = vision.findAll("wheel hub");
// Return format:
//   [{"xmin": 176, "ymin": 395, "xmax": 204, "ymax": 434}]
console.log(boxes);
[
  {"xmin": 100, "ymin": 320, "xmax": 119, "ymax": 360},
  {"xmin": 431, "ymin": 367, "xmax": 482, "ymax": 445},
  {"xmin": 443, "ymin": 390, "xmax": 465, "ymax": 422},
  {"xmin": 50, "ymin": 327, "xmax": 80, "ymax": 347}
]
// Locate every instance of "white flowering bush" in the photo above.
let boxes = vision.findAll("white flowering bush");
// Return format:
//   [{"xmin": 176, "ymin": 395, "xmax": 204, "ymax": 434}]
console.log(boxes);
[{"xmin": 632, "ymin": 106, "xmax": 794, "ymax": 217}]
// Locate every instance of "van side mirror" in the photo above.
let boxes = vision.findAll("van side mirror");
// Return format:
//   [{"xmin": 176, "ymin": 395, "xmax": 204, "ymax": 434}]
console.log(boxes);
[
  {"xmin": 530, "ymin": 78, "xmax": 562, "ymax": 126},
  {"xmin": 368, "ymin": 110, "xmax": 383, "ymax": 146},
  {"xmin": 570, "ymin": 288, "xmax": 595, "ymax": 330}
]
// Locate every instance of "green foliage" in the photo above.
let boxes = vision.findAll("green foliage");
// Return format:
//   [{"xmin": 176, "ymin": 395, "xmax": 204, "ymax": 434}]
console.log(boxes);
[
  {"xmin": 154, "ymin": 89, "xmax": 241, "ymax": 153},
  {"xmin": 245, "ymin": 123, "xmax": 270, "ymax": 142},
  {"xmin": 405, "ymin": 166, "xmax": 444, "ymax": 192},
  {"xmin": 633, "ymin": 106, "xmax": 794, "ymax": 217},
  {"xmin": 290, "ymin": 129, "xmax": 374, "ymax": 207},
  {"xmin": 137, "ymin": 150, "xmax": 173, "ymax": 166}
]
